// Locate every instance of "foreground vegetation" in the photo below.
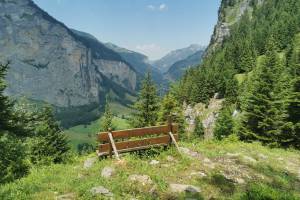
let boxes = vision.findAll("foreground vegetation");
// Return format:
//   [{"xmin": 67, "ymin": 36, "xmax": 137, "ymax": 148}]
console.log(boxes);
[{"xmin": 0, "ymin": 139, "xmax": 299, "ymax": 200}]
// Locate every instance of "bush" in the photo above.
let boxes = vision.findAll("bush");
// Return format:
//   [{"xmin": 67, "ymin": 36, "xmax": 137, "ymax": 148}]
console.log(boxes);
[
  {"xmin": 214, "ymin": 107, "xmax": 235, "ymax": 140},
  {"xmin": 0, "ymin": 133, "xmax": 29, "ymax": 184},
  {"xmin": 194, "ymin": 116, "xmax": 204, "ymax": 138},
  {"xmin": 241, "ymin": 183, "xmax": 297, "ymax": 200}
]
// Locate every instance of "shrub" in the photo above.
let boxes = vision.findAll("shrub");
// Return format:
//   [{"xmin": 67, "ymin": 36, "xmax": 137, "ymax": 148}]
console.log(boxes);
[
  {"xmin": 241, "ymin": 183, "xmax": 297, "ymax": 200},
  {"xmin": 194, "ymin": 116, "xmax": 204, "ymax": 138},
  {"xmin": 0, "ymin": 133, "xmax": 29, "ymax": 184}
]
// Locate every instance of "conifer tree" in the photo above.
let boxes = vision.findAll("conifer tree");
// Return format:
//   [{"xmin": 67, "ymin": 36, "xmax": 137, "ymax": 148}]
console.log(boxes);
[
  {"xmin": 286, "ymin": 37, "xmax": 300, "ymax": 148},
  {"xmin": 158, "ymin": 92, "xmax": 185, "ymax": 134},
  {"xmin": 131, "ymin": 72, "xmax": 159, "ymax": 127},
  {"xmin": 0, "ymin": 63, "xmax": 28, "ymax": 183},
  {"xmin": 240, "ymin": 40, "xmax": 256, "ymax": 72},
  {"xmin": 194, "ymin": 116, "xmax": 204, "ymax": 138},
  {"xmin": 239, "ymin": 38, "xmax": 292, "ymax": 147},
  {"xmin": 214, "ymin": 107, "xmax": 234, "ymax": 140},
  {"xmin": 0, "ymin": 63, "xmax": 13, "ymax": 132},
  {"xmin": 158, "ymin": 93, "xmax": 179, "ymax": 122},
  {"xmin": 27, "ymin": 106, "xmax": 70, "ymax": 164},
  {"xmin": 102, "ymin": 94, "xmax": 113, "ymax": 131}
]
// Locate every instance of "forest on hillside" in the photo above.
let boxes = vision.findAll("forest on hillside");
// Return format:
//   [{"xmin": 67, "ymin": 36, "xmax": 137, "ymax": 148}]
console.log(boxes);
[{"xmin": 174, "ymin": 0, "xmax": 300, "ymax": 148}]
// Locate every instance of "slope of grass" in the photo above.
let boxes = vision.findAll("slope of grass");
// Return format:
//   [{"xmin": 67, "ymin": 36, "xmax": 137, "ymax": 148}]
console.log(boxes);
[
  {"xmin": 64, "ymin": 116, "xmax": 131, "ymax": 151},
  {"xmin": 1, "ymin": 139, "xmax": 299, "ymax": 200}
]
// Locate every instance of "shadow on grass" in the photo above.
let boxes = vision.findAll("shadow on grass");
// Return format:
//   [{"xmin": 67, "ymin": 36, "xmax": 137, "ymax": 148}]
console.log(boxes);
[
  {"xmin": 209, "ymin": 173, "xmax": 236, "ymax": 195},
  {"xmin": 248, "ymin": 164, "xmax": 300, "ymax": 193}
]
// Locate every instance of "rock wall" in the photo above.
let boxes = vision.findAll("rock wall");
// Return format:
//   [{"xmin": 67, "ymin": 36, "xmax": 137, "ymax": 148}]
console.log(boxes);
[
  {"xmin": 0, "ymin": 0, "xmax": 137, "ymax": 108},
  {"xmin": 184, "ymin": 94, "xmax": 224, "ymax": 139}
]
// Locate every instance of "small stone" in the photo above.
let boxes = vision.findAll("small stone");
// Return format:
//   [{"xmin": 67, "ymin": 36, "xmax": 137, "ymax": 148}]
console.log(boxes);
[
  {"xmin": 226, "ymin": 153, "xmax": 240, "ymax": 157},
  {"xmin": 243, "ymin": 156, "xmax": 257, "ymax": 163},
  {"xmin": 235, "ymin": 178, "xmax": 245, "ymax": 184},
  {"xmin": 56, "ymin": 193, "xmax": 76, "ymax": 200},
  {"xmin": 149, "ymin": 185, "xmax": 158, "ymax": 196},
  {"xmin": 166, "ymin": 156, "xmax": 175, "ymax": 162},
  {"xmin": 128, "ymin": 174, "xmax": 153, "ymax": 186},
  {"xmin": 84, "ymin": 157, "xmax": 97, "ymax": 169},
  {"xmin": 277, "ymin": 157, "xmax": 284, "ymax": 161},
  {"xmin": 77, "ymin": 174, "xmax": 84, "ymax": 179},
  {"xmin": 203, "ymin": 161, "xmax": 215, "ymax": 169},
  {"xmin": 179, "ymin": 147, "xmax": 191, "ymax": 155},
  {"xmin": 179, "ymin": 147, "xmax": 201, "ymax": 158},
  {"xmin": 258, "ymin": 153, "xmax": 268, "ymax": 160},
  {"xmin": 149, "ymin": 160, "xmax": 160, "ymax": 165},
  {"xmin": 169, "ymin": 184, "xmax": 201, "ymax": 194},
  {"xmin": 101, "ymin": 166, "xmax": 115, "ymax": 178},
  {"xmin": 190, "ymin": 171, "xmax": 207, "ymax": 178},
  {"xmin": 90, "ymin": 186, "xmax": 113, "ymax": 197}
]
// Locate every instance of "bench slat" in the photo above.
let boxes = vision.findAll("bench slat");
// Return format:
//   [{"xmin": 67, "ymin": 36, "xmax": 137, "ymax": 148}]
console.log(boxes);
[
  {"xmin": 98, "ymin": 124, "xmax": 174, "ymax": 142},
  {"xmin": 98, "ymin": 134, "xmax": 178, "ymax": 155}
]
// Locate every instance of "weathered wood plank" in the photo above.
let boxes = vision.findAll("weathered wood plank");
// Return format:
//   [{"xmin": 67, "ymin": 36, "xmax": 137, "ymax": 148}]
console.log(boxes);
[
  {"xmin": 98, "ymin": 125, "xmax": 172, "ymax": 142},
  {"xmin": 98, "ymin": 134, "xmax": 178, "ymax": 154}
]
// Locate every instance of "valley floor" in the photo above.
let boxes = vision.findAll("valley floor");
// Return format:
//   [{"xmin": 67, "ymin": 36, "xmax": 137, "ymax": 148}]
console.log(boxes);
[{"xmin": 1, "ymin": 139, "xmax": 300, "ymax": 200}]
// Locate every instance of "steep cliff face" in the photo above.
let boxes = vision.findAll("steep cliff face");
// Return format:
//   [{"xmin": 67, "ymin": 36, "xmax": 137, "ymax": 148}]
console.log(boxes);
[
  {"xmin": 0, "ymin": 0, "xmax": 137, "ymax": 110},
  {"xmin": 206, "ymin": 0, "xmax": 255, "ymax": 54}
]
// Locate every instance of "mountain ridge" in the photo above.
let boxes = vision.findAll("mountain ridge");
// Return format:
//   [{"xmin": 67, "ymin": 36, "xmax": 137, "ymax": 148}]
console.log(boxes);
[
  {"xmin": 152, "ymin": 44, "xmax": 205, "ymax": 73},
  {"xmin": 0, "ymin": 0, "xmax": 138, "ymax": 126}
]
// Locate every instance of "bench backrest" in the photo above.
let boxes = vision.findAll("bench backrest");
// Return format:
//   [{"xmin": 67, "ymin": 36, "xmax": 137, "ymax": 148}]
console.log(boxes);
[{"xmin": 97, "ymin": 123, "xmax": 178, "ymax": 156}]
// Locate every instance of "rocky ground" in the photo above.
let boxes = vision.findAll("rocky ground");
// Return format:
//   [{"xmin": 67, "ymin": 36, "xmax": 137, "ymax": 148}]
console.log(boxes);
[{"xmin": 0, "ymin": 139, "xmax": 300, "ymax": 200}]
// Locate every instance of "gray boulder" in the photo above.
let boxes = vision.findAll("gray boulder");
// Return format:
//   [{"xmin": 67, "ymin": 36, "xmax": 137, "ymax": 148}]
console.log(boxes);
[
  {"xmin": 101, "ymin": 166, "xmax": 115, "ymax": 178},
  {"xmin": 90, "ymin": 186, "xmax": 113, "ymax": 197},
  {"xmin": 128, "ymin": 174, "xmax": 153, "ymax": 186},
  {"xmin": 83, "ymin": 157, "xmax": 97, "ymax": 169},
  {"xmin": 169, "ymin": 184, "xmax": 201, "ymax": 194},
  {"xmin": 56, "ymin": 193, "xmax": 76, "ymax": 200}
]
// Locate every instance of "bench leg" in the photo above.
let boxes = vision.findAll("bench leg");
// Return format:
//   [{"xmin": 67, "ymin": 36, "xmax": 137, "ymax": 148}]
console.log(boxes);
[
  {"xmin": 169, "ymin": 132, "xmax": 180, "ymax": 153},
  {"xmin": 108, "ymin": 132, "xmax": 120, "ymax": 160}
]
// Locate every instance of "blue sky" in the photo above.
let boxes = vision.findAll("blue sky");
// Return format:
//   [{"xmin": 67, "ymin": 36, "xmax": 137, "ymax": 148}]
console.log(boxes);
[{"xmin": 33, "ymin": 0, "xmax": 221, "ymax": 60}]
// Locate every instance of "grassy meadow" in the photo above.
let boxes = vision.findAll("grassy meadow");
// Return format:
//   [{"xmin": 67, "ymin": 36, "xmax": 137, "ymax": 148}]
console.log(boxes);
[{"xmin": 1, "ymin": 138, "xmax": 299, "ymax": 200}]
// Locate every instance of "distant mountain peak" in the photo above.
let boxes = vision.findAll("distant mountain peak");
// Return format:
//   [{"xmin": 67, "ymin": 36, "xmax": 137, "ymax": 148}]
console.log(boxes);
[{"xmin": 153, "ymin": 44, "xmax": 206, "ymax": 73}]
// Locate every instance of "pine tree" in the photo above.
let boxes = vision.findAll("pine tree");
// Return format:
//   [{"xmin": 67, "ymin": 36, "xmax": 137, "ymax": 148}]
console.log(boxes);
[
  {"xmin": 27, "ymin": 106, "xmax": 70, "ymax": 164},
  {"xmin": 214, "ymin": 107, "xmax": 234, "ymax": 140},
  {"xmin": 0, "ymin": 133, "xmax": 28, "ymax": 183},
  {"xmin": 286, "ymin": 37, "xmax": 300, "ymax": 148},
  {"xmin": 158, "ymin": 92, "xmax": 185, "ymax": 135},
  {"xmin": 131, "ymin": 72, "xmax": 159, "ymax": 127},
  {"xmin": 0, "ymin": 63, "xmax": 28, "ymax": 183},
  {"xmin": 239, "ymin": 38, "xmax": 292, "ymax": 147},
  {"xmin": 0, "ymin": 63, "xmax": 13, "ymax": 132},
  {"xmin": 102, "ymin": 94, "xmax": 113, "ymax": 131},
  {"xmin": 240, "ymin": 39, "xmax": 256, "ymax": 72},
  {"xmin": 158, "ymin": 93, "xmax": 179, "ymax": 122},
  {"xmin": 194, "ymin": 116, "xmax": 204, "ymax": 138}
]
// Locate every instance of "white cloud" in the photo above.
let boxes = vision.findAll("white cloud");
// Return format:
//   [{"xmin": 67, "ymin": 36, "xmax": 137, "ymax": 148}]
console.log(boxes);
[
  {"xmin": 146, "ymin": 3, "xmax": 168, "ymax": 12},
  {"xmin": 147, "ymin": 5, "xmax": 155, "ymax": 11},
  {"xmin": 135, "ymin": 44, "xmax": 166, "ymax": 60},
  {"xmin": 159, "ymin": 4, "xmax": 168, "ymax": 11}
]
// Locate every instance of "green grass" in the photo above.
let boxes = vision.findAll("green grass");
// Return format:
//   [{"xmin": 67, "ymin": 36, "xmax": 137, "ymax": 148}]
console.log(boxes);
[
  {"xmin": 64, "ymin": 116, "xmax": 131, "ymax": 151},
  {"xmin": 1, "ymin": 140, "xmax": 299, "ymax": 200},
  {"xmin": 235, "ymin": 73, "xmax": 247, "ymax": 85}
]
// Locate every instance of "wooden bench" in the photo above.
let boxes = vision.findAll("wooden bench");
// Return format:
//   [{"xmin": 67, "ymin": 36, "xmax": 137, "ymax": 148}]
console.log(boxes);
[{"xmin": 96, "ymin": 122, "xmax": 179, "ymax": 159}]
